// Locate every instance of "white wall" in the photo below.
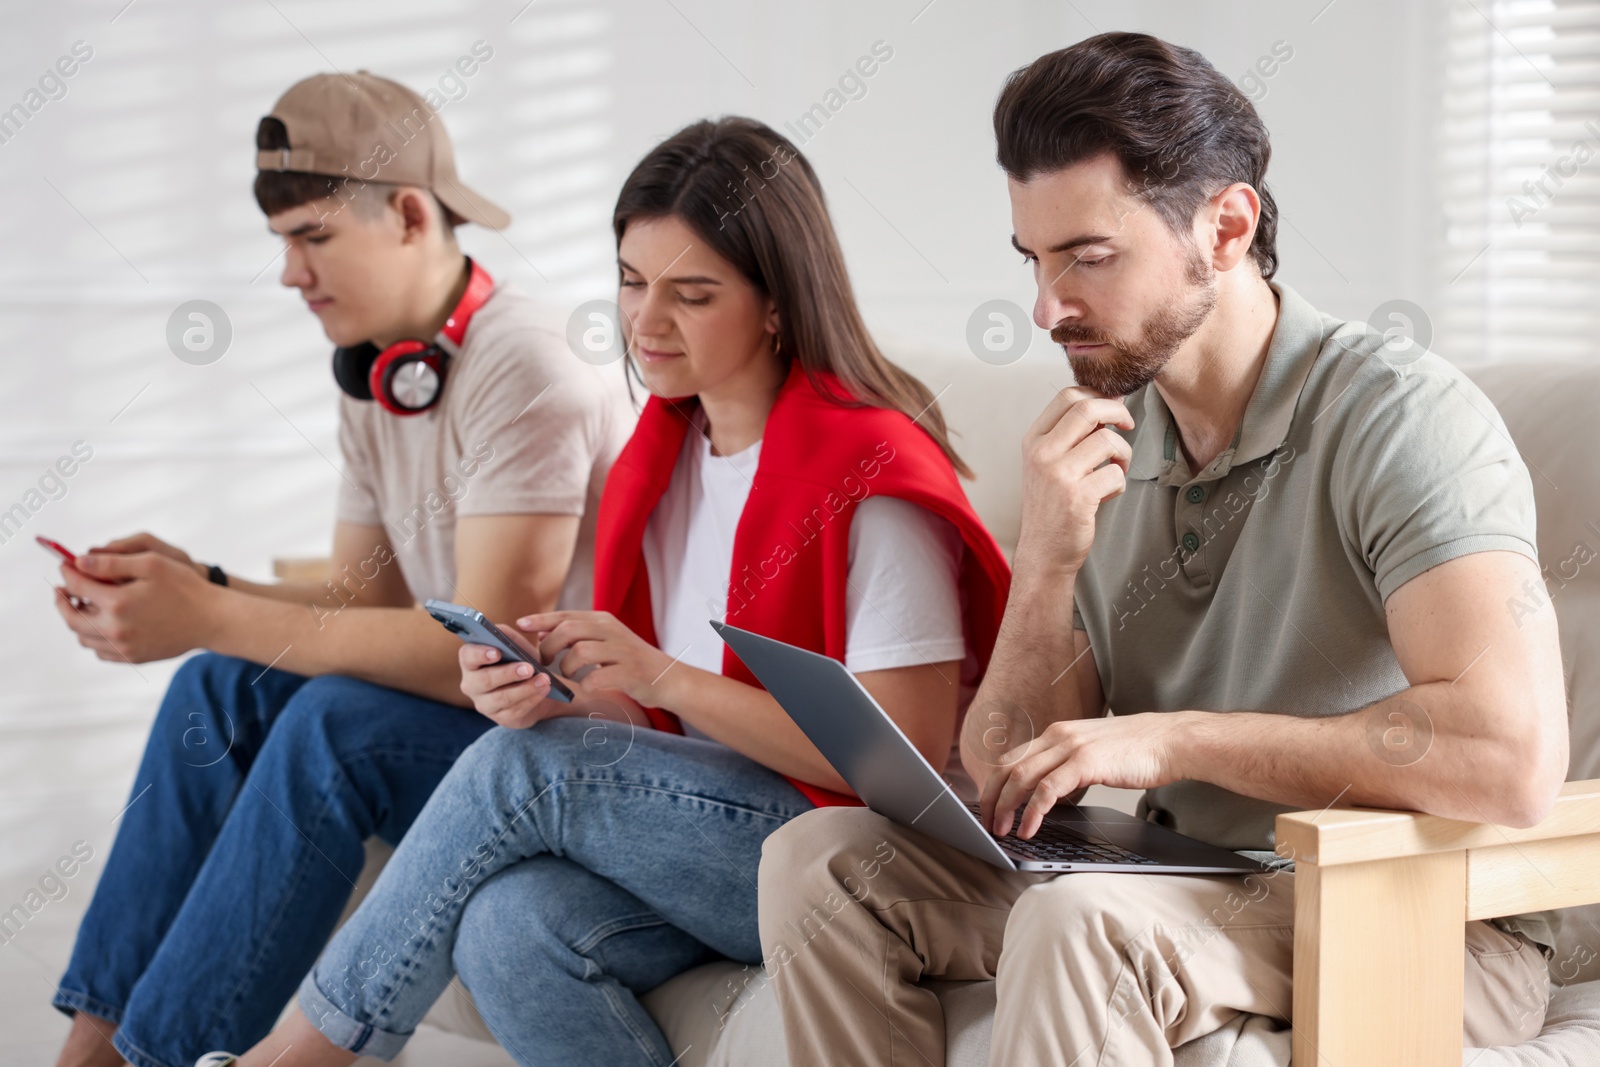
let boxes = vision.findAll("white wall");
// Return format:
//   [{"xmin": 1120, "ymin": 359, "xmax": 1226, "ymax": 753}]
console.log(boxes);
[
  {"xmin": 0, "ymin": 0, "xmax": 1444, "ymax": 1052},
  {"xmin": 597, "ymin": 0, "xmax": 1447, "ymax": 352}
]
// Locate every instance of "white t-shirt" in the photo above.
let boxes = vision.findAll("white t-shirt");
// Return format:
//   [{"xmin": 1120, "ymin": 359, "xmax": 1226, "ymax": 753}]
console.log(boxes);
[{"xmin": 641, "ymin": 412, "xmax": 967, "ymax": 741}]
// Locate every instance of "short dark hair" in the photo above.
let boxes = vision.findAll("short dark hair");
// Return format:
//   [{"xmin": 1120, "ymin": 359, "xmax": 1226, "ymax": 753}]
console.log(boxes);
[
  {"xmin": 251, "ymin": 116, "xmax": 464, "ymax": 227},
  {"xmin": 994, "ymin": 32, "xmax": 1279, "ymax": 279}
]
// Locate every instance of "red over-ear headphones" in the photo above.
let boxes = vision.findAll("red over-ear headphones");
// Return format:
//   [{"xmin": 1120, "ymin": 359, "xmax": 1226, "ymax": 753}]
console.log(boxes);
[{"xmin": 331, "ymin": 258, "xmax": 495, "ymax": 416}]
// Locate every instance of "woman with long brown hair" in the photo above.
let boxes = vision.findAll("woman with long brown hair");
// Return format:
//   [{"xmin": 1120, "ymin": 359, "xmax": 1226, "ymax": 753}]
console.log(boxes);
[{"xmin": 218, "ymin": 117, "xmax": 1010, "ymax": 1067}]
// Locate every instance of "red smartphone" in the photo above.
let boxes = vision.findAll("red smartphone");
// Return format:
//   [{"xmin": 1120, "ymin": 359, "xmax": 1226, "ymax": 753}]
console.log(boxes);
[
  {"xmin": 37, "ymin": 536, "xmax": 78, "ymax": 565},
  {"xmin": 40, "ymin": 536, "xmax": 91, "ymax": 608}
]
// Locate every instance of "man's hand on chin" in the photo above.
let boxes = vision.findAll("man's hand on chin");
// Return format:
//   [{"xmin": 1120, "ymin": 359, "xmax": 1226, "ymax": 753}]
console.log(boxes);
[
  {"xmin": 54, "ymin": 550, "xmax": 221, "ymax": 663},
  {"xmin": 978, "ymin": 710, "xmax": 1191, "ymax": 840}
]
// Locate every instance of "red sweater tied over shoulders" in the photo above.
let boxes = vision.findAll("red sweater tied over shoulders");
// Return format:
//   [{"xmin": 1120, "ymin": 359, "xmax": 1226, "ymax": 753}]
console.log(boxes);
[{"xmin": 592, "ymin": 362, "xmax": 1012, "ymax": 809}]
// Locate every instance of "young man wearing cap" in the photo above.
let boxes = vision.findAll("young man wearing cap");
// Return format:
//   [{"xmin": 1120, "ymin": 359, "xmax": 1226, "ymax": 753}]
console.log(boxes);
[{"xmin": 50, "ymin": 72, "xmax": 633, "ymax": 1067}]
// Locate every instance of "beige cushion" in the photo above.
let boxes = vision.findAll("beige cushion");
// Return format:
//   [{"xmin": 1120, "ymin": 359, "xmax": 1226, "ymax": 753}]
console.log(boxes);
[
  {"xmin": 1461, "ymin": 362, "xmax": 1600, "ymax": 777},
  {"xmin": 1464, "ymin": 364, "xmax": 1600, "ymax": 987},
  {"xmin": 417, "ymin": 955, "xmax": 1600, "ymax": 1067},
  {"xmin": 880, "ymin": 342, "xmax": 1067, "ymax": 557}
]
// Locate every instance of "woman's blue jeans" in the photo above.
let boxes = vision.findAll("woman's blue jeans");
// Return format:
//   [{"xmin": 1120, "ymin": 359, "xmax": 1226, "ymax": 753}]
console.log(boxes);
[
  {"xmin": 296, "ymin": 715, "xmax": 814, "ymax": 1065},
  {"xmin": 53, "ymin": 652, "xmax": 494, "ymax": 1067}
]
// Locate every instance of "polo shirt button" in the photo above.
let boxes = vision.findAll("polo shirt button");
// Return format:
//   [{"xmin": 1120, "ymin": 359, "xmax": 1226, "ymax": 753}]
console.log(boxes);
[
  {"xmin": 1186, "ymin": 485, "xmax": 1206, "ymax": 503},
  {"xmin": 1182, "ymin": 532, "xmax": 1200, "ymax": 552}
]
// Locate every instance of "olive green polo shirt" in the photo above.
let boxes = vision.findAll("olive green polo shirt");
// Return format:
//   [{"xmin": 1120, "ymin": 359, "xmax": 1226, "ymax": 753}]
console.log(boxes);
[{"xmin": 1070, "ymin": 280, "xmax": 1555, "ymax": 947}]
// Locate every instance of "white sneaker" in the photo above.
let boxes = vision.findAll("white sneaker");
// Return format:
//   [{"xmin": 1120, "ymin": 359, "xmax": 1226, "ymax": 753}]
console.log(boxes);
[{"xmin": 193, "ymin": 1055, "xmax": 237, "ymax": 1067}]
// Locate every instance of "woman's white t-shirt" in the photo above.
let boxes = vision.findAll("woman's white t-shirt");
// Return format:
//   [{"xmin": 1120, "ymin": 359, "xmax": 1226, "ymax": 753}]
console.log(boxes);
[{"xmin": 640, "ymin": 414, "xmax": 967, "ymax": 740}]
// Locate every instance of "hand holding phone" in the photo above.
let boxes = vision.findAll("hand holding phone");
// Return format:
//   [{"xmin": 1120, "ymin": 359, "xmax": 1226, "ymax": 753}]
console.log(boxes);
[
  {"xmin": 40, "ymin": 534, "xmax": 134, "ymax": 591},
  {"xmin": 424, "ymin": 599, "xmax": 574, "ymax": 703}
]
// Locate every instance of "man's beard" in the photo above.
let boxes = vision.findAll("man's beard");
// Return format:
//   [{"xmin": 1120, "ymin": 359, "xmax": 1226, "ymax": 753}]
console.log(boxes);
[{"xmin": 1051, "ymin": 248, "xmax": 1217, "ymax": 397}]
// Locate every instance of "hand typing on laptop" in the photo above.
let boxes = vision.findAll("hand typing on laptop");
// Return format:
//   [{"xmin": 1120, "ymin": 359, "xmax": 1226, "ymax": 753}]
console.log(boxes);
[{"xmin": 977, "ymin": 708, "xmax": 1180, "ymax": 840}]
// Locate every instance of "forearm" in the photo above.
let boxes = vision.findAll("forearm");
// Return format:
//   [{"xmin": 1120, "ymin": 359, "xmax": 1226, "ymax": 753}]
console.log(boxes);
[
  {"xmin": 1177, "ymin": 680, "xmax": 1565, "ymax": 827},
  {"xmin": 203, "ymin": 587, "xmax": 469, "ymax": 706},
  {"xmin": 961, "ymin": 568, "xmax": 1086, "ymax": 782},
  {"xmin": 215, "ymin": 574, "xmax": 337, "ymax": 607},
  {"xmin": 196, "ymin": 563, "xmax": 403, "ymax": 614},
  {"xmin": 653, "ymin": 665, "xmax": 851, "ymax": 794}
]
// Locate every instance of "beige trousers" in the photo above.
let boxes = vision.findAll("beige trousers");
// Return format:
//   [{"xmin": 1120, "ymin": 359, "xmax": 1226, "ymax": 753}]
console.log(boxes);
[{"xmin": 757, "ymin": 808, "xmax": 1551, "ymax": 1067}]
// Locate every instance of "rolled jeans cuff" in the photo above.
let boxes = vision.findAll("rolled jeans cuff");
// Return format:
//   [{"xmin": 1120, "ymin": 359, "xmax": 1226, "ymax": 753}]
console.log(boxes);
[
  {"xmin": 52, "ymin": 986, "xmax": 126, "ymax": 1025},
  {"xmin": 296, "ymin": 972, "xmax": 411, "ymax": 1062}
]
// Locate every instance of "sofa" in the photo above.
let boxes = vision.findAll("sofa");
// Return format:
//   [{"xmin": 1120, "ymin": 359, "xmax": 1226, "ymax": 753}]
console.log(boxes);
[{"xmin": 333, "ymin": 350, "xmax": 1600, "ymax": 1065}]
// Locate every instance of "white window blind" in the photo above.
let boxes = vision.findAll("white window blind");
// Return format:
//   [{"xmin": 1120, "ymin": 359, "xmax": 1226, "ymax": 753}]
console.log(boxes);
[{"xmin": 1437, "ymin": 0, "xmax": 1600, "ymax": 363}]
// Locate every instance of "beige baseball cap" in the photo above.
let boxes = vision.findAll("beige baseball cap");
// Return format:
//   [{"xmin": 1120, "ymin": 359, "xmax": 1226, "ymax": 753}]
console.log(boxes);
[{"xmin": 256, "ymin": 71, "xmax": 510, "ymax": 230}]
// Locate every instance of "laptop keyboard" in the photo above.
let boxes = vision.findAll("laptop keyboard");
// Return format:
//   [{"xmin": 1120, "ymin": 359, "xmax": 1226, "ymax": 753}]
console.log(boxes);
[{"xmin": 965, "ymin": 803, "xmax": 1161, "ymax": 865}]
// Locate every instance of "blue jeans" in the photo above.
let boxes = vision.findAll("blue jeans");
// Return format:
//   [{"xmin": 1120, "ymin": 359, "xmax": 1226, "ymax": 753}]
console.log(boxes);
[
  {"xmin": 54, "ymin": 652, "xmax": 493, "ymax": 1067},
  {"xmin": 296, "ymin": 715, "xmax": 814, "ymax": 1065}
]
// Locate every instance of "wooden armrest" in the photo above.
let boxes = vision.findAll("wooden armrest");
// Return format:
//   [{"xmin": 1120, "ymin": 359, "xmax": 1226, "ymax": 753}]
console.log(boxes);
[
  {"xmin": 1276, "ymin": 778, "xmax": 1600, "ymax": 865},
  {"xmin": 272, "ymin": 557, "xmax": 332, "ymax": 583},
  {"xmin": 1277, "ymin": 778, "xmax": 1600, "ymax": 920},
  {"xmin": 1275, "ymin": 779, "xmax": 1600, "ymax": 1067}
]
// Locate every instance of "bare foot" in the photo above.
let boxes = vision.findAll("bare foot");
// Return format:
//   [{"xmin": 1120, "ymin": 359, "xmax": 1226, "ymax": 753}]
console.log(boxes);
[
  {"xmin": 54, "ymin": 1011, "xmax": 127, "ymax": 1067},
  {"xmin": 237, "ymin": 1006, "xmax": 358, "ymax": 1067}
]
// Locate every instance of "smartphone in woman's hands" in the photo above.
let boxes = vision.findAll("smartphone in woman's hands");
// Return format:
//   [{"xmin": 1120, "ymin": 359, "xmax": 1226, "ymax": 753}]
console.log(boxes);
[{"xmin": 424, "ymin": 599, "xmax": 575, "ymax": 703}]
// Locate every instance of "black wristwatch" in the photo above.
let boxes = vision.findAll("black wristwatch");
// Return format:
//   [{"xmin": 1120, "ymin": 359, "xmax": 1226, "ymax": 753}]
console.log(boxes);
[{"xmin": 205, "ymin": 563, "xmax": 228, "ymax": 587}]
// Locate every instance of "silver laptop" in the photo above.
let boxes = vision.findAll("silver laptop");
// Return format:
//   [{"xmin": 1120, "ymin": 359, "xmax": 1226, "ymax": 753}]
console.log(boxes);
[{"xmin": 712, "ymin": 621, "xmax": 1263, "ymax": 875}]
